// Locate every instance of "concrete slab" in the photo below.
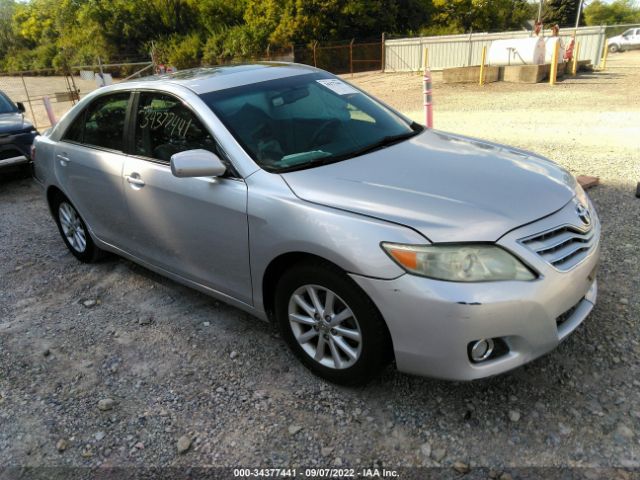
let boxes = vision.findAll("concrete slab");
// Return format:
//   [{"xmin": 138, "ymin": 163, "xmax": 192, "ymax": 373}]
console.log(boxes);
[{"xmin": 443, "ymin": 66, "xmax": 500, "ymax": 84}]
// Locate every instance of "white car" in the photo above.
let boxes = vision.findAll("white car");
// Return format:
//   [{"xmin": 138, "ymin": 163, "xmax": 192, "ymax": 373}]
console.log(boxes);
[{"xmin": 608, "ymin": 28, "xmax": 640, "ymax": 53}]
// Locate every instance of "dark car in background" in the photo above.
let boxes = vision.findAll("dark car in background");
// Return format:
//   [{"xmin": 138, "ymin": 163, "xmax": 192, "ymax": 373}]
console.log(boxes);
[{"xmin": 0, "ymin": 90, "xmax": 38, "ymax": 172}]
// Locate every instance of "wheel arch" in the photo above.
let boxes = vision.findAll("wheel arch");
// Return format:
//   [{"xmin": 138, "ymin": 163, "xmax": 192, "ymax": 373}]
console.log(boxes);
[
  {"xmin": 46, "ymin": 185, "xmax": 67, "ymax": 217},
  {"xmin": 261, "ymin": 252, "xmax": 335, "ymax": 320},
  {"xmin": 260, "ymin": 251, "xmax": 395, "ymax": 360}
]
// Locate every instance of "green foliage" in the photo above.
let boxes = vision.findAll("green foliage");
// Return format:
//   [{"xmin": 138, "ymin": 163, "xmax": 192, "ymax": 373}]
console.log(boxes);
[
  {"xmin": 154, "ymin": 33, "xmax": 202, "ymax": 69},
  {"xmin": 3, "ymin": 0, "xmax": 620, "ymax": 72},
  {"xmin": 584, "ymin": 0, "xmax": 640, "ymax": 26},
  {"xmin": 0, "ymin": 0, "xmax": 18, "ymax": 60},
  {"xmin": 425, "ymin": 0, "xmax": 532, "ymax": 34},
  {"xmin": 542, "ymin": 0, "xmax": 585, "ymax": 27}
]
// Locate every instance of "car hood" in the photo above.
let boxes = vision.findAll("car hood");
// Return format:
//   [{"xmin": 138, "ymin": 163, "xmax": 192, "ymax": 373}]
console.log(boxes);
[
  {"xmin": 0, "ymin": 112, "xmax": 32, "ymax": 134},
  {"xmin": 281, "ymin": 130, "xmax": 576, "ymax": 243}
]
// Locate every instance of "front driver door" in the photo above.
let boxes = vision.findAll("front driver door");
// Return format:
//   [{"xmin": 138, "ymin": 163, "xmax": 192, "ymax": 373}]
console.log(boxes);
[{"xmin": 121, "ymin": 91, "xmax": 252, "ymax": 305}]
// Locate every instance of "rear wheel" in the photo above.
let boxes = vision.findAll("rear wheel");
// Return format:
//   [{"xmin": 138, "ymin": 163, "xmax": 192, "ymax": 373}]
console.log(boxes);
[
  {"xmin": 52, "ymin": 195, "xmax": 104, "ymax": 263},
  {"xmin": 275, "ymin": 261, "xmax": 392, "ymax": 385}
]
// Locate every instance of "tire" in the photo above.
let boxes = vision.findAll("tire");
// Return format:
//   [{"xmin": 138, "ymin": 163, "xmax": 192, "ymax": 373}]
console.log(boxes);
[
  {"xmin": 608, "ymin": 44, "xmax": 619, "ymax": 54},
  {"xmin": 275, "ymin": 261, "xmax": 392, "ymax": 385},
  {"xmin": 51, "ymin": 195, "xmax": 104, "ymax": 263}
]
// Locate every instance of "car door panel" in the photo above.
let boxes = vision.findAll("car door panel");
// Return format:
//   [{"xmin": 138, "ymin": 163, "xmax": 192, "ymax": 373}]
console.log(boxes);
[
  {"xmin": 55, "ymin": 142, "xmax": 127, "ymax": 242},
  {"xmin": 121, "ymin": 91, "xmax": 252, "ymax": 304},
  {"xmin": 121, "ymin": 158, "xmax": 252, "ymax": 304},
  {"xmin": 54, "ymin": 92, "xmax": 131, "ymax": 244}
]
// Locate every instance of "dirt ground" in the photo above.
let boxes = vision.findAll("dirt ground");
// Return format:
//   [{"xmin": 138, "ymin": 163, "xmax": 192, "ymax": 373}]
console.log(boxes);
[{"xmin": 1, "ymin": 51, "xmax": 639, "ymax": 477}]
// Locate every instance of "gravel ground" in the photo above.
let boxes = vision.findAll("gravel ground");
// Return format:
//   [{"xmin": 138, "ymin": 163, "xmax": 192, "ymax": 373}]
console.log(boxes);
[{"xmin": 1, "ymin": 52, "xmax": 639, "ymax": 477}]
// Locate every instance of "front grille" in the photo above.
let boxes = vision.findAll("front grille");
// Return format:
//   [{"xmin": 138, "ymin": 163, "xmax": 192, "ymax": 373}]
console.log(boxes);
[{"xmin": 520, "ymin": 224, "xmax": 596, "ymax": 271}]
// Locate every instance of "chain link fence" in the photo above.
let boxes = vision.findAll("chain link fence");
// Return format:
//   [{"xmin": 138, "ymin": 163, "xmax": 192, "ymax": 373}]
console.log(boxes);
[
  {"xmin": 293, "ymin": 39, "xmax": 383, "ymax": 74},
  {"xmin": 0, "ymin": 61, "xmax": 153, "ymax": 132}
]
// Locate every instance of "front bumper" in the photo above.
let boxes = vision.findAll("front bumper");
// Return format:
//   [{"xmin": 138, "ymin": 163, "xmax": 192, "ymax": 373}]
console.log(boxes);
[
  {"xmin": 0, "ymin": 131, "xmax": 36, "ymax": 169},
  {"xmin": 351, "ymin": 200, "xmax": 601, "ymax": 381}
]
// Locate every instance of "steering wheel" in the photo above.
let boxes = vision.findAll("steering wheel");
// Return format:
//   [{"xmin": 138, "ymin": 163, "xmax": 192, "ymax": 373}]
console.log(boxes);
[{"xmin": 307, "ymin": 119, "xmax": 340, "ymax": 149}]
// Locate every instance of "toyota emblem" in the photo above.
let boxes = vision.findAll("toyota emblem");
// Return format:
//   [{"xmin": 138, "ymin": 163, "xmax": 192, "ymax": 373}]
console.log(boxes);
[{"xmin": 576, "ymin": 203, "xmax": 591, "ymax": 226}]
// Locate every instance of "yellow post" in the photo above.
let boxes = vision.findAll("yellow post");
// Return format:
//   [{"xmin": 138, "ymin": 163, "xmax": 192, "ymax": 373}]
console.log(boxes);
[
  {"xmin": 571, "ymin": 41, "xmax": 580, "ymax": 75},
  {"xmin": 423, "ymin": 47, "xmax": 429, "ymax": 73},
  {"xmin": 600, "ymin": 42, "xmax": 609, "ymax": 71},
  {"xmin": 549, "ymin": 40, "xmax": 560, "ymax": 85},
  {"xmin": 479, "ymin": 46, "xmax": 487, "ymax": 86}
]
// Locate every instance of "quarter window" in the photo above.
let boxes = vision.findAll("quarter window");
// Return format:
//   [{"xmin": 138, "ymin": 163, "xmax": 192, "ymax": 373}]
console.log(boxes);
[
  {"xmin": 134, "ymin": 92, "xmax": 219, "ymax": 163},
  {"xmin": 63, "ymin": 110, "xmax": 85, "ymax": 143},
  {"xmin": 82, "ymin": 92, "xmax": 130, "ymax": 151}
]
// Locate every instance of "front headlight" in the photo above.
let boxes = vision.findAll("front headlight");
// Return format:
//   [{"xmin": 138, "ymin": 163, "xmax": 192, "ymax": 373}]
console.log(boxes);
[{"xmin": 382, "ymin": 243, "xmax": 535, "ymax": 282}]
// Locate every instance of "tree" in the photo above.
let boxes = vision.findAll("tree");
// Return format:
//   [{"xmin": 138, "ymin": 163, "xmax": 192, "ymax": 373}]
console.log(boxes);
[
  {"xmin": 584, "ymin": 0, "xmax": 640, "ymax": 26},
  {"xmin": 0, "ymin": 0, "xmax": 18, "ymax": 61},
  {"xmin": 542, "ymin": 0, "xmax": 585, "ymax": 27}
]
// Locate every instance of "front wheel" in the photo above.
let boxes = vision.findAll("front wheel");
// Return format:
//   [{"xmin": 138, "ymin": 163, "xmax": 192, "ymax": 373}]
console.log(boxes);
[
  {"xmin": 608, "ymin": 44, "xmax": 620, "ymax": 54},
  {"xmin": 275, "ymin": 262, "xmax": 392, "ymax": 385}
]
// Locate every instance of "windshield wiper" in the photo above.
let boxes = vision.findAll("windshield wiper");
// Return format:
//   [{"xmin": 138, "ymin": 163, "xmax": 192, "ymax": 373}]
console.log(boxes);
[
  {"xmin": 275, "ymin": 129, "xmax": 422, "ymax": 173},
  {"xmin": 338, "ymin": 129, "xmax": 422, "ymax": 160}
]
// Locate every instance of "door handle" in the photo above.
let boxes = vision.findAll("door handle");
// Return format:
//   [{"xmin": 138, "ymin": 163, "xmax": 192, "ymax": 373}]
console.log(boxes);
[
  {"xmin": 56, "ymin": 154, "xmax": 70, "ymax": 164},
  {"xmin": 125, "ymin": 174, "xmax": 145, "ymax": 187}
]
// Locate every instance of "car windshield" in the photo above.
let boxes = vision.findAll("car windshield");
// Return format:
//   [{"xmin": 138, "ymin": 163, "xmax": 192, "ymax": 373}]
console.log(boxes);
[
  {"xmin": 200, "ymin": 72, "xmax": 422, "ymax": 172},
  {"xmin": 0, "ymin": 93, "xmax": 18, "ymax": 114}
]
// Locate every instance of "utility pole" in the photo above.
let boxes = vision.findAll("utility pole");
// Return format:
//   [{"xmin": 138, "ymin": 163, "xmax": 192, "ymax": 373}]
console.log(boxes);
[
  {"xmin": 537, "ymin": 0, "xmax": 543, "ymax": 23},
  {"xmin": 575, "ymin": 0, "xmax": 584, "ymax": 32}
]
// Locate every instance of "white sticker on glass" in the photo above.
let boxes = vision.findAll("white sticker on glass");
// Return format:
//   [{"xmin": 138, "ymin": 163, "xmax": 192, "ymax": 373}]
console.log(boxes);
[{"xmin": 316, "ymin": 79, "xmax": 359, "ymax": 95}]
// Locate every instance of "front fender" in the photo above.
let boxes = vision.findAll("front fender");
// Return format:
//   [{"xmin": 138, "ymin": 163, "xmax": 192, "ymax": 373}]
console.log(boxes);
[{"xmin": 246, "ymin": 170, "xmax": 427, "ymax": 313}]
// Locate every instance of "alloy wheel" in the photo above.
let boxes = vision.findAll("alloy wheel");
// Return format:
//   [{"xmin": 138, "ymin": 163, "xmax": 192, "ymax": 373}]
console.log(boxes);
[
  {"xmin": 58, "ymin": 202, "xmax": 87, "ymax": 253},
  {"xmin": 287, "ymin": 284, "xmax": 363, "ymax": 369}
]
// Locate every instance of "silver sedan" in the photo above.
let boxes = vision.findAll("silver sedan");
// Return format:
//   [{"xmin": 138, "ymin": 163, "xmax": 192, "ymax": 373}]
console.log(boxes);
[{"xmin": 33, "ymin": 63, "xmax": 600, "ymax": 384}]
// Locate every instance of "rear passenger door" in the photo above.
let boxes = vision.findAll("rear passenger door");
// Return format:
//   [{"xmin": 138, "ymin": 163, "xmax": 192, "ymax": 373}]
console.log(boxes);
[
  {"xmin": 55, "ymin": 92, "xmax": 131, "ymax": 244},
  {"xmin": 121, "ymin": 91, "xmax": 252, "ymax": 304}
]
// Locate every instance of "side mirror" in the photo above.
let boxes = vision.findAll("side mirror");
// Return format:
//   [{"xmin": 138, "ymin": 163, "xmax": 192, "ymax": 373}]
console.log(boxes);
[
  {"xmin": 16, "ymin": 102, "xmax": 25, "ymax": 113},
  {"xmin": 170, "ymin": 149, "xmax": 226, "ymax": 178}
]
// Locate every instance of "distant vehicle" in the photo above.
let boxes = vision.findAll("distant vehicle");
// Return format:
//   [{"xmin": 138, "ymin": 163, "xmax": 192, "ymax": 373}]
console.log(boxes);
[
  {"xmin": 608, "ymin": 28, "xmax": 640, "ymax": 53},
  {"xmin": 33, "ymin": 64, "xmax": 600, "ymax": 384},
  {"xmin": 0, "ymin": 90, "xmax": 38, "ymax": 171}
]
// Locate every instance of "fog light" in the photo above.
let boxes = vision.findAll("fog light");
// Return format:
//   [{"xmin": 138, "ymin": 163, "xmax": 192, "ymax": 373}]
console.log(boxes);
[{"xmin": 470, "ymin": 338, "xmax": 494, "ymax": 362}]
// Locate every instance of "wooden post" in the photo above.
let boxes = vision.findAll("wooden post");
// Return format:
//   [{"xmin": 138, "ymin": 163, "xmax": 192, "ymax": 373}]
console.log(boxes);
[
  {"xmin": 479, "ymin": 46, "xmax": 487, "ymax": 86},
  {"xmin": 572, "ymin": 42, "xmax": 580, "ymax": 75},
  {"xmin": 266, "ymin": 44, "xmax": 271, "ymax": 61},
  {"xmin": 549, "ymin": 40, "xmax": 560, "ymax": 85},
  {"xmin": 349, "ymin": 38, "xmax": 354, "ymax": 77},
  {"xmin": 380, "ymin": 32, "xmax": 386, "ymax": 73},
  {"xmin": 312, "ymin": 41, "xmax": 318, "ymax": 67}
]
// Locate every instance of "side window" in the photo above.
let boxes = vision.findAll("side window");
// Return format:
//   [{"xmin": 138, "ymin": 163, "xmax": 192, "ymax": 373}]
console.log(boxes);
[
  {"xmin": 63, "ymin": 110, "xmax": 85, "ymax": 143},
  {"xmin": 134, "ymin": 92, "xmax": 219, "ymax": 163},
  {"xmin": 83, "ymin": 92, "xmax": 130, "ymax": 151}
]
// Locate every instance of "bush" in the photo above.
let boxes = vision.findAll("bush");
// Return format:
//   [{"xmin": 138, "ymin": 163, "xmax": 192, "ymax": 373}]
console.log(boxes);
[{"xmin": 155, "ymin": 34, "xmax": 202, "ymax": 70}]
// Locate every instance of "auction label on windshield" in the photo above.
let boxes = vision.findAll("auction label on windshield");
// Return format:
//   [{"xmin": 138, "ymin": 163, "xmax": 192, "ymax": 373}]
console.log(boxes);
[{"xmin": 316, "ymin": 79, "xmax": 359, "ymax": 95}]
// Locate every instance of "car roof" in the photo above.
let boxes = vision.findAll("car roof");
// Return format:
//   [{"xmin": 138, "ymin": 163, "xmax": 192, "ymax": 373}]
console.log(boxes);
[{"xmin": 122, "ymin": 62, "xmax": 321, "ymax": 95}]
